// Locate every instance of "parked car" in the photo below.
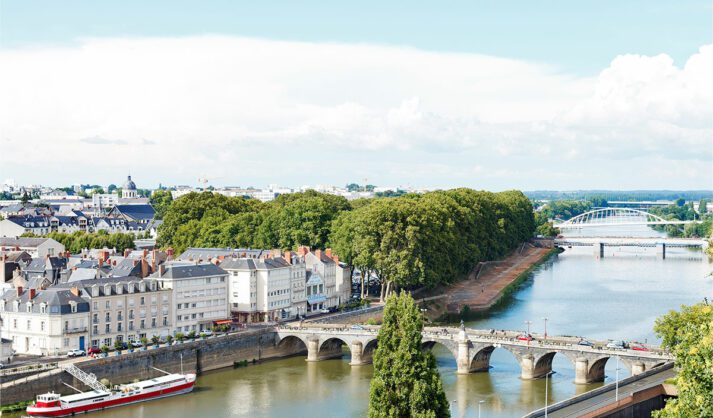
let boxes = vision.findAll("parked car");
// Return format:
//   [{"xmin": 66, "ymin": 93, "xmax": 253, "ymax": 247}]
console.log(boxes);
[
  {"xmin": 116, "ymin": 342, "xmax": 129, "ymax": 350},
  {"xmin": 516, "ymin": 334, "xmax": 534, "ymax": 342},
  {"xmin": 606, "ymin": 340, "xmax": 627, "ymax": 349},
  {"xmin": 629, "ymin": 342, "xmax": 649, "ymax": 351},
  {"xmin": 319, "ymin": 308, "xmax": 330, "ymax": 314},
  {"xmin": 577, "ymin": 339, "xmax": 595, "ymax": 347},
  {"xmin": 0, "ymin": 362, "xmax": 5, "ymax": 369},
  {"xmin": 67, "ymin": 349, "xmax": 86, "ymax": 357},
  {"xmin": 130, "ymin": 341, "xmax": 143, "ymax": 348},
  {"xmin": 202, "ymin": 330, "xmax": 213, "ymax": 337},
  {"xmin": 87, "ymin": 346, "xmax": 102, "ymax": 355},
  {"xmin": 350, "ymin": 325, "xmax": 365, "ymax": 330}
]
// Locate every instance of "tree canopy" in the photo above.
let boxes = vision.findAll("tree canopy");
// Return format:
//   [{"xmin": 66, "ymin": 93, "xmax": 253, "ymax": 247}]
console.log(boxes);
[
  {"xmin": 653, "ymin": 302, "xmax": 713, "ymax": 417},
  {"xmin": 368, "ymin": 292, "xmax": 450, "ymax": 418}
]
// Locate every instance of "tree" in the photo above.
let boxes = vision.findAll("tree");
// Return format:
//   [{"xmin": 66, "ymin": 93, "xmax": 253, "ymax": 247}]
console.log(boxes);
[
  {"xmin": 699, "ymin": 199, "xmax": 708, "ymax": 214},
  {"xmin": 653, "ymin": 303, "xmax": 713, "ymax": 417},
  {"xmin": 150, "ymin": 189, "xmax": 173, "ymax": 220},
  {"xmin": 21, "ymin": 191, "xmax": 30, "ymax": 203},
  {"xmin": 368, "ymin": 292, "xmax": 449, "ymax": 418}
]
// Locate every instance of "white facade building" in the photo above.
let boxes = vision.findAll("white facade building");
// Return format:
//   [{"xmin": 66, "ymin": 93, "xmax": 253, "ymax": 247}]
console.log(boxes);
[{"xmin": 151, "ymin": 263, "xmax": 229, "ymax": 334}]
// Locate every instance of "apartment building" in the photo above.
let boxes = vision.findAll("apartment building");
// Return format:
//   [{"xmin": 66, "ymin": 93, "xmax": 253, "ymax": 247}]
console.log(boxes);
[
  {"xmin": 58, "ymin": 277, "xmax": 172, "ymax": 348},
  {"xmin": 300, "ymin": 247, "xmax": 352, "ymax": 308},
  {"xmin": 0, "ymin": 286, "xmax": 90, "ymax": 355},
  {"xmin": 151, "ymin": 263, "xmax": 229, "ymax": 333},
  {"xmin": 221, "ymin": 254, "xmax": 306, "ymax": 322}
]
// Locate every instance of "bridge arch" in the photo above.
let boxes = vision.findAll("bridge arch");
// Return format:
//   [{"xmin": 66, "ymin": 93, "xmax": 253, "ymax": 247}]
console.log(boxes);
[
  {"xmin": 556, "ymin": 208, "xmax": 678, "ymax": 229},
  {"xmin": 275, "ymin": 335, "xmax": 308, "ymax": 355},
  {"xmin": 421, "ymin": 338, "xmax": 459, "ymax": 364}
]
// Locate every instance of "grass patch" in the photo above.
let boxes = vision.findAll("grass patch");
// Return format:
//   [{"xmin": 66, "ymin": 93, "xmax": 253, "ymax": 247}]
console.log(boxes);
[{"xmin": 1, "ymin": 400, "xmax": 33, "ymax": 412}]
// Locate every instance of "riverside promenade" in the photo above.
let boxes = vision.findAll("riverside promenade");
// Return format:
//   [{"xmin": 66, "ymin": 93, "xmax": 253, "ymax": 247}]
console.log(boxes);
[{"xmin": 443, "ymin": 245, "xmax": 554, "ymax": 314}]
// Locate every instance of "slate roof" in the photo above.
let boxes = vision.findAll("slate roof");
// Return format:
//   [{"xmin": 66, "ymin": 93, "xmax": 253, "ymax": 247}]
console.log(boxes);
[
  {"xmin": 110, "ymin": 258, "xmax": 143, "ymax": 277},
  {"xmin": 0, "ymin": 287, "xmax": 90, "ymax": 314},
  {"xmin": 55, "ymin": 276, "xmax": 162, "ymax": 296},
  {"xmin": 177, "ymin": 247, "xmax": 268, "ymax": 261},
  {"xmin": 0, "ymin": 237, "xmax": 53, "ymax": 248},
  {"xmin": 110, "ymin": 204, "xmax": 155, "ymax": 222},
  {"xmin": 151, "ymin": 263, "xmax": 227, "ymax": 280},
  {"xmin": 220, "ymin": 257, "xmax": 291, "ymax": 271}
]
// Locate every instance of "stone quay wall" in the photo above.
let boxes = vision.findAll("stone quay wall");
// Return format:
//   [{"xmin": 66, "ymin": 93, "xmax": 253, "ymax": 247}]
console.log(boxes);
[{"xmin": 1, "ymin": 328, "xmax": 303, "ymax": 406}]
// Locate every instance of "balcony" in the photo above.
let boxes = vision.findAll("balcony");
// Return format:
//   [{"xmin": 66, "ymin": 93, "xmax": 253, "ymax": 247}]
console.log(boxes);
[{"xmin": 64, "ymin": 326, "xmax": 88, "ymax": 334}]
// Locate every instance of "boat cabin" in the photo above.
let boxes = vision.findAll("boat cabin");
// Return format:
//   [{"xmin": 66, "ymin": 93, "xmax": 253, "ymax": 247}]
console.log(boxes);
[{"xmin": 35, "ymin": 392, "xmax": 61, "ymax": 408}]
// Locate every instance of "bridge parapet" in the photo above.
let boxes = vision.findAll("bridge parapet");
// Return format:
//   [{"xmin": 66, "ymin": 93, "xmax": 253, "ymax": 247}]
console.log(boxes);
[{"xmin": 275, "ymin": 325, "xmax": 672, "ymax": 383}]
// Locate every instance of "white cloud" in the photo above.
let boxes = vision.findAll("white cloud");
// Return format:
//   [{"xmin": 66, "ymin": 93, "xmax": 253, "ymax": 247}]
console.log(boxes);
[{"xmin": 0, "ymin": 36, "xmax": 710, "ymax": 188}]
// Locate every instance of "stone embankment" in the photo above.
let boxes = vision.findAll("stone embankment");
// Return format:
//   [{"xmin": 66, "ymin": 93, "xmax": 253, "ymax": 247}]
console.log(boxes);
[
  {"xmin": 437, "ymin": 244, "xmax": 557, "ymax": 317},
  {"xmin": 0, "ymin": 327, "xmax": 303, "ymax": 406}
]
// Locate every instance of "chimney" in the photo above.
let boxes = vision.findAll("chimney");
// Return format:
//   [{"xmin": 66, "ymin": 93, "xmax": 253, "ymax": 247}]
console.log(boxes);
[
  {"xmin": 16, "ymin": 286, "xmax": 23, "ymax": 297},
  {"xmin": 325, "ymin": 248, "xmax": 332, "ymax": 257},
  {"xmin": 284, "ymin": 251, "xmax": 292, "ymax": 264},
  {"xmin": 98, "ymin": 258, "xmax": 103, "ymax": 268},
  {"xmin": 70, "ymin": 287, "xmax": 80, "ymax": 297},
  {"xmin": 297, "ymin": 246, "xmax": 309, "ymax": 257},
  {"xmin": 124, "ymin": 248, "xmax": 131, "ymax": 258},
  {"xmin": 141, "ymin": 257, "xmax": 149, "ymax": 278},
  {"xmin": 151, "ymin": 250, "xmax": 157, "ymax": 272},
  {"xmin": 332, "ymin": 255, "xmax": 339, "ymax": 264},
  {"xmin": 29, "ymin": 288, "xmax": 36, "ymax": 299},
  {"xmin": 159, "ymin": 264, "xmax": 166, "ymax": 276},
  {"xmin": 315, "ymin": 249, "xmax": 322, "ymax": 259},
  {"xmin": 166, "ymin": 247, "xmax": 174, "ymax": 259},
  {"xmin": 143, "ymin": 249, "xmax": 148, "ymax": 258},
  {"xmin": 133, "ymin": 259, "xmax": 138, "ymax": 267}
]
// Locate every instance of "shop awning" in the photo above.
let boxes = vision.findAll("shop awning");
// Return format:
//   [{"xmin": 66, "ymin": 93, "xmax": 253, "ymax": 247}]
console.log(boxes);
[{"xmin": 213, "ymin": 319, "xmax": 233, "ymax": 325}]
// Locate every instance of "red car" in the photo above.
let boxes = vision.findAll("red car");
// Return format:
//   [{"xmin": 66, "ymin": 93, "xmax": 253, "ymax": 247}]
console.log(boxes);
[
  {"xmin": 517, "ymin": 334, "xmax": 535, "ymax": 342},
  {"xmin": 87, "ymin": 346, "xmax": 102, "ymax": 355},
  {"xmin": 629, "ymin": 343, "xmax": 649, "ymax": 352}
]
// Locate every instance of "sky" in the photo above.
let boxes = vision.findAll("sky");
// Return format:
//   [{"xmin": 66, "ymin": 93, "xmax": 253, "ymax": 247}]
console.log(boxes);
[{"xmin": 0, "ymin": 1, "xmax": 712, "ymax": 190}]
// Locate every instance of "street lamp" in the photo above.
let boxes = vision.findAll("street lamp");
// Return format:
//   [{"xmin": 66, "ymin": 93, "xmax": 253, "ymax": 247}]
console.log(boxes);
[
  {"xmin": 542, "ymin": 317, "xmax": 548, "ymax": 340},
  {"xmin": 615, "ymin": 355, "xmax": 620, "ymax": 401},
  {"xmin": 544, "ymin": 372, "xmax": 549, "ymax": 418},
  {"xmin": 478, "ymin": 400, "xmax": 485, "ymax": 418}
]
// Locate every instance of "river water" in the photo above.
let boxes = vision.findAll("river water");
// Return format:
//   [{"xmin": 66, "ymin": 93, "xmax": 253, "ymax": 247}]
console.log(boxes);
[{"xmin": 11, "ymin": 225, "xmax": 713, "ymax": 418}]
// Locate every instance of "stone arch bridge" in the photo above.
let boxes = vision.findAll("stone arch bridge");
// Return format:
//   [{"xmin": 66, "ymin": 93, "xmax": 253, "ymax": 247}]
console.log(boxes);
[{"xmin": 276, "ymin": 325, "xmax": 672, "ymax": 384}]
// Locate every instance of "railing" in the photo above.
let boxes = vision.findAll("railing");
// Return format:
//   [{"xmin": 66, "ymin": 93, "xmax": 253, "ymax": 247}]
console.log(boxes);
[
  {"xmin": 64, "ymin": 326, "xmax": 88, "ymax": 334},
  {"xmin": 0, "ymin": 362, "xmax": 58, "ymax": 377}
]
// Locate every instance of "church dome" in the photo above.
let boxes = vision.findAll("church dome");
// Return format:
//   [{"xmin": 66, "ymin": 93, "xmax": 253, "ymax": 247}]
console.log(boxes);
[{"xmin": 123, "ymin": 175, "xmax": 137, "ymax": 190}]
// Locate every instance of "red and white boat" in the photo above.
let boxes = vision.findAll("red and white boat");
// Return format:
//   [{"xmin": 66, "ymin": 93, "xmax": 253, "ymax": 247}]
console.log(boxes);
[{"xmin": 26, "ymin": 365, "xmax": 196, "ymax": 417}]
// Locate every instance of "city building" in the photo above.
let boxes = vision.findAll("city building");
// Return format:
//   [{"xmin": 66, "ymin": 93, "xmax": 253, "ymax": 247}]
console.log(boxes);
[
  {"xmin": 56, "ymin": 277, "xmax": 172, "ymax": 349},
  {"xmin": 220, "ymin": 254, "xmax": 306, "ymax": 323},
  {"xmin": 0, "ymin": 286, "xmax": 90, "ymax": 355},
  {"xmin": 151, "ymin": 263, "xmax": 229, "ymax": 334},
  {"xmin": 122, "ymin": 175, "xmax": 138, "ymax": 199},
  {"xmin": 301, "ymin": 247, "xmax": 342, "ymax": 308},
  {"xmin": 0, "ymin": 237, "xmax": 65, "ymax": 258}
]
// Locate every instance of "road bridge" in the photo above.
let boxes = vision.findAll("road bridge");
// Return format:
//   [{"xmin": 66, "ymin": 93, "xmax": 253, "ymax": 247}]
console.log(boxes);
[
  {"xmin": 276, "ymin": 325, "xmax": 672, "ymax": 384},
  {"xmin": 554, "ymin": 237, "xmax": 708, "ymax": 258},
  {"xmin": 554, "ymin": 208, "xmax": 699, "ymax": 230}
]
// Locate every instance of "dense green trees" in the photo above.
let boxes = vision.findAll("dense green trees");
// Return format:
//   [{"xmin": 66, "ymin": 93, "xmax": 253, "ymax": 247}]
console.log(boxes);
[
  {"xmin": 368, "ymin": 292, "xmax": 449, "ymax": 418},
  {"xmin": 24, "ymin": 231, "xmax": 137, "ymax": 253},
  {"xmin": 653, "ymin": 303, "xmax": 713, "ymax": 417},
  {"xmin": 149, "ymin": 189, "xmax": 173, "ymax": 220},
  {"xmin": 157, "ymin": 189, "xmax": 535, "ymax": 294}
]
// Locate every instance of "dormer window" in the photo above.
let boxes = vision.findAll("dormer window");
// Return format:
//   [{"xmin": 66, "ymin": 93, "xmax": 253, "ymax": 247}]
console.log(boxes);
[
  {"xmin": 69, "ymin": 302, "xmax": 77, "ymax": 313},
  {"xmin": 92, "ymin": 285, "xmax": 99, "ymax": 297},
  {"xmin": 13, "ymin": 300, "xmax": 20, "ymax": 311},
  {"xmin": 26, "ymin": 302, "xmax": 33, "ymax": 313},
  {"xmin": 139, "ymin": 282, "xmax": 146, "ymax": 292},
  {"xmin": 116, "ymin": 284, "xmax": 123, "ymax": 295},
  {"xmin": 104, "ymin": 284, "xmax": 111, "ymax": 296},
  {"xmin": 40, "ymin": 303, "xmax": 47, "ymax": 314}
]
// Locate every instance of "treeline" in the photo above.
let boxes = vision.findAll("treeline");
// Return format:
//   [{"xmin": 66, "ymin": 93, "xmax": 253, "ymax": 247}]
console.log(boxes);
[
  {"xmin": 648, "ymin": 201, "xmax": 713, "ymax": 238},
  {"xmin": 526, "ymin": 190, "xmax": 713, "ymax": 202},
  {"xmin": 22, "ymin": 231, "xmax": 138, "ymax": 253},
  {"xmin": 157, "ymin": 189, "xmax": 535, "ymax": 295}
]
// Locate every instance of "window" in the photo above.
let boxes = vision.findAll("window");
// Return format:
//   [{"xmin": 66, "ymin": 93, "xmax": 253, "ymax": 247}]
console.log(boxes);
[
  {"xmin": 176, "ymin": 303, "xmax": 181, "ymax": 311},
  {"xmin": 140, "ymin": 297, "xmax": 145, "ymax": 306},
  {"xmin": 151, "ymin": 318, "xmax": 156, "ymax": 327},
  {"xmin": 41, "ymin": 321, "xmax": 45, "ymax": 331},
  {"xmin": 27, "ymin": 320, "xmax": 31, "ymax": 330},
  {"xmin": 63, "ymin": 338, "xmax": 69, "ymax": 347},
  {"xmin": 93, "ymin": 301, "xmax": 98, "ymax": 310},
  {"xmin": 117, "ymin": 322, "xmax": 123, "ymax": 332},
  {"xmin": 26, "ymin": 303, "xmax": 32, "ymax": 313},
  {"xmin": 140, "ymin": 319, "xmax": 145, "ymax": 329},
  {"xmin": 163, "ymin": 316, "xmax": 168, "ymax": 326},
  {"xmin": 40, "ymin": 304, "xmax": 47, "ymax": 314},
  {"xmin": 105, "ymin": 324, "xmax": 110, "ymax": 333},
  {"xmin": 105, "ymin": 312, "xmax": 110, "ymax": 322},
  {"xmin": 105, "ymin": 300, "xmax": 110, "ymax": 309},
  {"xmin": 93, "ymin": 325, "xmax": 98, "ymax": 334},
  {"xmin": 129, "ymin": 321, "xmax": 134, "ymax": 331},
  {"xmin": 71, "ymin": 303, "xmax": 77, "ymax": 313}
]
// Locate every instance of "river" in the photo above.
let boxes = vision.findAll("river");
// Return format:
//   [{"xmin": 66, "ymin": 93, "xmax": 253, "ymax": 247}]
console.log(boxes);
[{"xmin": 10, "ymin": 225, "xmax": 712, "ymax": 417}]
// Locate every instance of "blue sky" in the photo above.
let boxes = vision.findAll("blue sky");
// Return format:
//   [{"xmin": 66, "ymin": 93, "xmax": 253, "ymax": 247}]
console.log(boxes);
[{"xmin": 1, "ymin": 1, "xmax": 711, "ymax": 190}]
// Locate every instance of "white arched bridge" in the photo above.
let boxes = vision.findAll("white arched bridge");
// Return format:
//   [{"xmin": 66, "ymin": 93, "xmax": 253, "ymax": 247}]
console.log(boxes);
[
  {"xmin": 275, "ymin": 324, "xmax": 672, "ymax": 384},
  {"xmin": 554, "ymin": 208, "xmax": 697, "ymax": 229}
]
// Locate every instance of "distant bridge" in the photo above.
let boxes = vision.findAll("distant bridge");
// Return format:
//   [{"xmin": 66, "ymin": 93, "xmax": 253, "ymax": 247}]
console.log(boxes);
[
  {"xmin": 276, "ymin": 325, "xmax": 672, "ymax": 384},
  {"xmin": 555, "ymin": 208, "xmax": 698, "ymax": 229},
  {"xmin": 554, "ymin": 236, "xmax": 708, "ymax": 258}
]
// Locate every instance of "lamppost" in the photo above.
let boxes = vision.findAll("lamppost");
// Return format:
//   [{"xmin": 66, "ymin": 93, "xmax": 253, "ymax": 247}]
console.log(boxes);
[
  {"xmin": 544, "ymin": 372, "xmax": 549, "ymax": 418},
  {"xmin": 478, "ymin": 400, "xmax": 485, "ymax": 418},
  {"xmin": 524, "ymin": 320, "xmax": 532, "ymax": 345},
  {"xmin": 542, "ymin": 317, "xmax": 548, "ymax": 341},
  {"xmin": 615, "ymin": 355, "xmax": 620, "ymax": 402}
]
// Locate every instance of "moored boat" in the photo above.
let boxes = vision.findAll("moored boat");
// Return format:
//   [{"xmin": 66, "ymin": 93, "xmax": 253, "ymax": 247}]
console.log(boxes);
[{"xmin": 26, "ymin": 371, "xmax": 196, "ymax": 417}]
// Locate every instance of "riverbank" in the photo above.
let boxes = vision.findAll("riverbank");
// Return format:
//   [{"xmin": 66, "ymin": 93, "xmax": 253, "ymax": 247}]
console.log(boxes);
[{"xmin": 424, "ymin": 245, "xmax": 559, "ymax": 321}]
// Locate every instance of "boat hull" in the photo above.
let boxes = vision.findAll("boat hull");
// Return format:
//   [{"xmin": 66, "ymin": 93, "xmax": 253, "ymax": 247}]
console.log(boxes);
[{"xmin": 26, "ymin": 380, "xmax": 195, "ymax": 417}]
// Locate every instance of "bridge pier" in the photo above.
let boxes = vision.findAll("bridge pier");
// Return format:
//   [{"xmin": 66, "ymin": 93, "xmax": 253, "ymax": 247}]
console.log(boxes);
[
  {"xmin": 574, "ymin": 358, "xmax": 589, "ymax": 384},
  {"xmin": 631, "ymin": 361, "xmax": 646, "ymax": 376},
  {"xmin": 349, "ymin": 341, "xmax": 366, "ymax": 366},
  {"xmin": 520, "ymin": 353, "xmax": 552, "ymax": 380},
  {"xmin": 456, "ymin": 340, "xmax": 472, "ymax": 374},
  {"xmin": 306, "ymin": 337, "xmax": 320, "ymax": 362},
  {"xmin": 594, "ymin": 242, "xmax": 604, "ymax": 258},
  {"xmin": 656, "ymin": 243, "xmax": 666, "ymax": 259}
]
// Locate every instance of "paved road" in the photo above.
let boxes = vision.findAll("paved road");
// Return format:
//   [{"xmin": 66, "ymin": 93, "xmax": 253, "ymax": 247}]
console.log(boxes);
[{"xmin": 529, "ymin": 365, "xmax": 675, "ymax": 418}]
